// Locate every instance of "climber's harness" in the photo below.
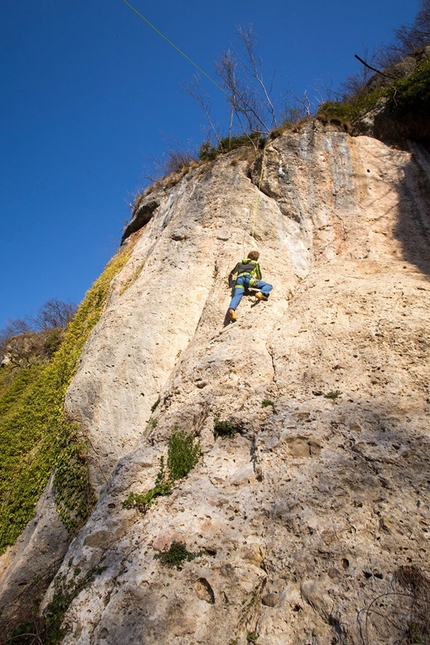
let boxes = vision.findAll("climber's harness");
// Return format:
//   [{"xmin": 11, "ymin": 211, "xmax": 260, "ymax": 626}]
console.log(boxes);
[{"xmin": 235, "ymin": 275, "xmax": 259, "ymax": 290}]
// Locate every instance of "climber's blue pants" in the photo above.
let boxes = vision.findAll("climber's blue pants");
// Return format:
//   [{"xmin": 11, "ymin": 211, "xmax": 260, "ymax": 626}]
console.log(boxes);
[{"xmin": 229, "ymin": 275, "xmax": 273, "ymax": 310}]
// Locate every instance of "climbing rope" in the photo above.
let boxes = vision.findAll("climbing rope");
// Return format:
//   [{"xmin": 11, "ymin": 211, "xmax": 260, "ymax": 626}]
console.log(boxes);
[
  {"xmin": 120, "ymin": 0, "xmax": 227, "ymax": 95},
  {"xmin": 251, "ymin": 145, "xmax": 267, "ymax": 240},
  {"xmin": 240, "ymin": 144, "xmax": 268, "ymax": 256},
  {"xmin": 121, "ymin": 0, "xmax": 268, "ymax": 255}
]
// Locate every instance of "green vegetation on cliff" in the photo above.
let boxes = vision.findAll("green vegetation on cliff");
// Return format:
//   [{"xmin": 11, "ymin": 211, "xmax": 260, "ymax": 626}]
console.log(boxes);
[
  {"xmin": 317, "ymin": 55, "xmax": 430, "ymax": 130},
  {"xmin": 0, "ymin": 247, "xmax": 132, "ymax": 553},
  {"xmin": 386, "ymin": 56, "xmax": 430, "ymax": 115}
]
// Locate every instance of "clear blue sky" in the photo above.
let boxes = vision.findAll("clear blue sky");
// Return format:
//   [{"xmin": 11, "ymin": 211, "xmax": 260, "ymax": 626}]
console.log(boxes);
[{"xmin": 0, "ymin": 0, "xmax": 420, "ymax": 330}]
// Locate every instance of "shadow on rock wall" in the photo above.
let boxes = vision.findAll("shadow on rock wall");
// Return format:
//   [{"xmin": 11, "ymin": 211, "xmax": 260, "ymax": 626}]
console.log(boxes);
[
  {"xmin": 394, "ymin": 142, "xmax": 430, "ymax": 276},
  {"xmin": 326, "ymin": 407, "xmax": 430, "ymax": 645},
  {"xmin": 262, "ymin": 389, "xmax": 430, "ymax": 644}
]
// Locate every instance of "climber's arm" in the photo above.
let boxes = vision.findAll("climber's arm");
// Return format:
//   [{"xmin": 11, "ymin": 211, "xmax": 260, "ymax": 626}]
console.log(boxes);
[
  {"xmin": 229, "ymin": 263, "xmax": 240, "ymax": 279},
  {"xmin": 228, "ymin": 263, "xmax": 239, "ymax": 288}
]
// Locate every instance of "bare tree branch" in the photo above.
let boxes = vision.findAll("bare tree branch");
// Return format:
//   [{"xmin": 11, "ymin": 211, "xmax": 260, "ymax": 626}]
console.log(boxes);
[
  {"xmin": 354, "ymin": 54, "xmax": 396, "ymax": 79},
  {"xmin": 183, "ymin": 75, "xmax": 222, "ymax": 146},
  {"xmin": 216, "ymin": 48, "xmax": 271, "ymax": 133},
  {"xmin": 237, "ymin": 25, "xmax": 278, "ymax": 127}
]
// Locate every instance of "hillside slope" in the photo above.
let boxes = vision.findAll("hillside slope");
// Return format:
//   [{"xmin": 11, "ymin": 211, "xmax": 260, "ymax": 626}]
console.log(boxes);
[{"xmin": 3, "ymin": 121, "xmax": 430, "ymax": 644}]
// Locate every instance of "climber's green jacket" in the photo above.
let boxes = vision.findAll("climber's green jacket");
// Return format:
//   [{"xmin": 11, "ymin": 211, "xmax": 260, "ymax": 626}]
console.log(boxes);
[{"xmin": 229, "ymin": 258, "xmax": 262, "ymax": 282}]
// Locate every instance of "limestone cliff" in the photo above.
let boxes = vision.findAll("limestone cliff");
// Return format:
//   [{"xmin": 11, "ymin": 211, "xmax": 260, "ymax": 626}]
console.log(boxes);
[{"xmin": 3, "ymin": 120, "xmax": 430, "ymax": 644}]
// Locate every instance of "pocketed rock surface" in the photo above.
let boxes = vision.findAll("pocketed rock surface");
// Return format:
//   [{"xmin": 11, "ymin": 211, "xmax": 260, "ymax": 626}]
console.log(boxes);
[{"xmin": 12, "ymin": 122, "xmax": 430, "ymax": 644}]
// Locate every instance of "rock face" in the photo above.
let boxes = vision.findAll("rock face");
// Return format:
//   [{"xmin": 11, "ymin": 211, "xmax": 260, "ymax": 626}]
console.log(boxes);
[
  {"xmin": 14, "ymin": 122, "xmax": 430, "ymax": 643},
  {"xmin": 0, "ymin": 477, "xmax": 69, "ymax": 629}
]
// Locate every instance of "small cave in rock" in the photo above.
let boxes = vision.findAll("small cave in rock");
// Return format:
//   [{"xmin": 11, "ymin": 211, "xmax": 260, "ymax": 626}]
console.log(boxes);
[{"xmin": 195, "ymin": 577, "xmax": 215, "ymax": 604}]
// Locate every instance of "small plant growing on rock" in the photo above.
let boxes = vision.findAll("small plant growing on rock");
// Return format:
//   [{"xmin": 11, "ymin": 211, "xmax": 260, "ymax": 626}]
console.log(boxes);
[
  {"xmin": 213, "ymin": 413, "xmax": 242, "ymax": 437},
  {"xmin": 167, "ymin": 428, "xmax": 200, "ymax": 481},
  {"xmin": 247, "ymin": 632, "xmax": 259, "ymax": 642},
  {"xmin": 154, "ymin": 540, "xmax": 202, "ymax": 569},
  {"xmin": 146, "ymin": 418, "xmax": 158, "ymax": 431},
  {"xmin": 150, "ymin": 397, "xmax": 160, "ymax": 412},
  {"xmin": 11, "ymin": 564, "xmax": 106, "ymax": 645},
  {"xmin": 324, "ymin": 390, "xmax": 342, "ymax": 400},
  {"xmin": 262, "ymin": 399, "xmax": 274, "ymax": 408},
  {"xmin": 123, "ymin": 429, "xmax": 200, "ymax": 514},
  {"xmin": 123, "ymin": 457, "xmax": 172, "ymax": 513}
]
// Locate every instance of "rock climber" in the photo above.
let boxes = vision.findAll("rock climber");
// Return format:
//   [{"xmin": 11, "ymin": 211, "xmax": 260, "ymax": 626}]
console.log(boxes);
[{"xmin": 228, "ymin": 250, "xmax": 272, "ymax": 321}]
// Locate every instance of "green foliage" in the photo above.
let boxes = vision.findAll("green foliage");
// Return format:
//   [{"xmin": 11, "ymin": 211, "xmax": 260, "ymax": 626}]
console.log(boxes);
[
  {"xmin": 122, "ymin": 491, "xmax": 153, "ymax": 513},
  {"xmin": 123, "ymin": 457, "xmax": 172, "ymax": 513},
  {"xmin": 0, "ymin": 363, "xmax": 43, "ymax": 412},
  {"xmin": 324, "ymin": 390, "xmax": 342, "ymax": 400},
  {"xmin": 318, "ymin": 57, "xmax": 430, "ymax": 129},
  {"xmin": 122, "ymin": 487, "xmax": 169, "ymax": 513},
  {"xmin": 317, "ymin": 86, "xmax": 387, "ymax": 124},
  {"xmin": 0, "ymin": 363, "xmax": 17, "ymax": 397},
  {"xmin": 317, "ymin": 100, "xmax": 359, "ymax": 122},
  {"xmin": 167, "ymin": 428, "xmax": 200, "ymax": 481},
  {"xmin": 10, "ymin": 621, "xmax": 38, "ymax": 644},
  {"xmin": 154, "ymin": 540, "xmax": 202, "ymax": 569},
  {"xmin": 261, "ymin": 399, "xmax": 274, "ymax": 408},
  {"xmin": 247, "ymin": 632, "xmax": 259, "ymax": 642},
  {"xmin": 147, "ymin": 418, "xmax": 158, "ymax": 430},
  {"xmin": 54, "ymin": 425, "xmax": 96, "ymax": 534},
  {"xmin": 0, "ymin": 248, "xmax": 132, "ymax": 553},
  {"xmin": 386, "ymin": 57, "xmax": 430, "ymax": 115},
  {"xmin": 199, "ymin": 132, "xmax": 266, "ymax": 161},
  {"xmin": 42, "ymin": 327, "xmax": 65, "ymax": 358},
  {"xmin": 213, "ymin": 413, "xmax": 241, "ymax": 437},
  {"xmin": 122, "ymin": 426, "xmax": 200, "ymax": 513},
  {"xmin": 407, "ymin": 621, "xmax": 425, "ymax": 644},
  {"xmin": 123, "ymin": 429, "xmax": 200, "ymax": 514},
  {"xmin": 11, "ymin": 565, "xmax": 107, "ymax": 645},
  {"xmin": 150, "ymin": 396, "xmax": 161, "ymax": 412}
]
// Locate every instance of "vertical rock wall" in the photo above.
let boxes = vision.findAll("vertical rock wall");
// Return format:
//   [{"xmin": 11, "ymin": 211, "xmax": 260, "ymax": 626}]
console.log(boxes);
[{"xmin": 30, "ymin": 122, "xmax": 430, "ymax": 643}]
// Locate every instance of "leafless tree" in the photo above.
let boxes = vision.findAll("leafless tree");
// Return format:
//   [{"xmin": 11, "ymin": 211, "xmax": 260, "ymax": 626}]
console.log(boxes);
[
  {"xmin": 349, "ymin": 0, "xmax": 430, "ymax": 92},
  {"xmin": 236, "ymin": 25, "xmax": 278, "ymax": 128},
  {"xmin": 33, "ymin": 298, "xmax": 76, "ymax": 331},
  {"xmin": 216, "ymin": 49, "xmax": 267, "ymax": 133},
  {"xmin": 185, "ymin": 25, "xmax": 281, "ymax": 144},
  {"xmin": 186, "ymin": 2, "xmax": 430, "ymax": 148},
  {"xmin": 0, "ymin": 299, "xmax": 76, "ymax": 358},
  {"xmin": 394, "ymin": 0, "xmax": 430, "ymax": 56},
  {"xmin": 183, "ymin": 75, "xmax": 223, "ymax": 146},
  {"xmin": 340, "ymin": 47, "xmax": 384, "ymax": 99},
  {"xmin": 281, "ymin": 83, "xmax": 317, "ymax": 122},
  {"xmin": 215, "ymin": 26, "xmax": 278, "ymax": 135}
]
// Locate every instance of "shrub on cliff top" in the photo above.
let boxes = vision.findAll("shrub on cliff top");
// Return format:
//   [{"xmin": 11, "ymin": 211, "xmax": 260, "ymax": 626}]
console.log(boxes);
[
  {"xmin": 198, "ymin": 132, "xmax": 266, "ymax": 161},
  {"xmin": 317, "ymin": 54, "xmax": 430, "ymax": 130},
  {"xmin": 386, "ymin": 56, "xmax": 430, "ymax": 114}
]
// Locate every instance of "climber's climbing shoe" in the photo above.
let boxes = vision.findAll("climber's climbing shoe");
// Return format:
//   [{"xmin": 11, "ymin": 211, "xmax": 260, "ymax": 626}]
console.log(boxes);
[
  {"xmin": 229, "ymin": 309, "xmax": 237, "ymax": 321},
  {"xmin": 255, "ymin": 292, "xmax": 269, "ymax": 301}
]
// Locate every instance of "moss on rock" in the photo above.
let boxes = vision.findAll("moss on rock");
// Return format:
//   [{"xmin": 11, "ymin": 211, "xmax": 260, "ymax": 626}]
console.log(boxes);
[{"xmin": 0, "ymin": 247, "xmax": 132, "ymax": 553}]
